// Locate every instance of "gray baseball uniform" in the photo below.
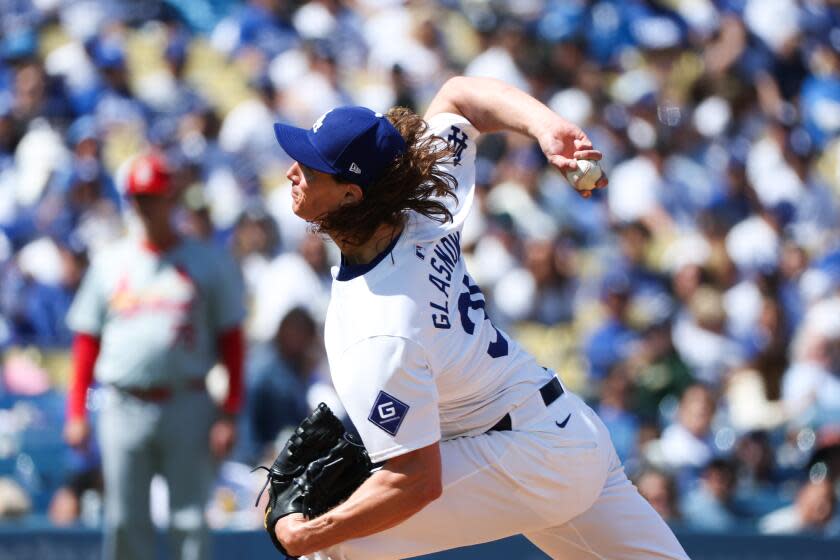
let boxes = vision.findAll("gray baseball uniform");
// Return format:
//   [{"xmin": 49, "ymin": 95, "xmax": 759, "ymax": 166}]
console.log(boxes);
[{"xmin": 67, "ymin": 236, "xmax": 244, "ymax": 560}]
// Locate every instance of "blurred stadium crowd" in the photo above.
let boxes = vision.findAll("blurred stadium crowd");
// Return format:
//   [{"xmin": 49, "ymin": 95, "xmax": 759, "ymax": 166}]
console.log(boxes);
[{"xmin": 1, "ymin": 0, "xmax": 840, "ymax": 540}]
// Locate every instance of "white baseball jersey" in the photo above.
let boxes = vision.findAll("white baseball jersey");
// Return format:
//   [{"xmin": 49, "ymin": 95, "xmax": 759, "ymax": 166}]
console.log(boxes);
[
  {"xmin": 309, "ymin": 113, "xmax": 690, "ymax": 560},
  {"xmin": 324, "ymin": 113, "xmax": 552, "ymax": 463},
  {"xmin": 67, "ymin": 237, "xmax": 244, "ymax": 389}
]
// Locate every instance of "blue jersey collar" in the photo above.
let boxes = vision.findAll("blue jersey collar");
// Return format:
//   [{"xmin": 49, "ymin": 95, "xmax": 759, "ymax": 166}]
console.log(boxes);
[{"xmin": 336, "ymin": 231, "xmax": 402, "ymax": 281}]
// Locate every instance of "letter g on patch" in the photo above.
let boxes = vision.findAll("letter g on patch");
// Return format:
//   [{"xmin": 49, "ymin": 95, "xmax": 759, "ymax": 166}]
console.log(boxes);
[{"xmin": 368, "ymin": 391, "xmax": 410, "ymax": 436}]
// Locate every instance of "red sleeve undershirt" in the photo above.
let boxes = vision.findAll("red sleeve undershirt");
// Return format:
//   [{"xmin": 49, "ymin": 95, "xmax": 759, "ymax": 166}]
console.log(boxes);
[
  {"xmin": 67, "ymin": 333, "xmax": 101, "ymax": 421},
  {"xmin": 68, "ymin": 328, "xmax": 244, "ymax": 418},
  {"xmin": 218, "ymin": 325, "xmax": 245, "ymax": 415}
]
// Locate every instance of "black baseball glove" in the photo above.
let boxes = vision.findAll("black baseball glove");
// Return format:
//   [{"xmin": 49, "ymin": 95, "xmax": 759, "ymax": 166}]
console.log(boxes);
[{"xmin": 256, "ymin": 404, "xmax": 371, "ymax": 557}]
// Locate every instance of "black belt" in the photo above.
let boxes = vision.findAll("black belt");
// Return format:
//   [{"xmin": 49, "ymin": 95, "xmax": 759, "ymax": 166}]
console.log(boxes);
[{"xmin": 488, "ymin": 377, "xmax": 564, "ymax": 432}]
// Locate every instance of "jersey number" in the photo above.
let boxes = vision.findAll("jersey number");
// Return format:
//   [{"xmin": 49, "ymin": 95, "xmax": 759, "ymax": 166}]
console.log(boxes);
[{"xmin": 456, "ymin": 274, "xmax": 509, "ymax": 358}]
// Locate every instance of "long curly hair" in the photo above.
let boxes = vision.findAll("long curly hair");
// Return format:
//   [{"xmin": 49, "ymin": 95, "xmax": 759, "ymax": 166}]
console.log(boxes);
[{"xmin": 312, "ymin": 107, "xmax": 458, "ymax": 246}]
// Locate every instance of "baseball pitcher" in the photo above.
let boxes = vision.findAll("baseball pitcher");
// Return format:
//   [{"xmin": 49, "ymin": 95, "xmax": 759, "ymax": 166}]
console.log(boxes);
[{"xmin": 258, "ymin": 77, "xmax": 689, "ymax": 559}]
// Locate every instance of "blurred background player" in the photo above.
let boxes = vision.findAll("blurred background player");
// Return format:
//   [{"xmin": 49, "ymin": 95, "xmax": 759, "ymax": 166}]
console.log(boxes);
[{"xmin": 62, "ymin": 152, "xmax": 245, "ymax": 560}]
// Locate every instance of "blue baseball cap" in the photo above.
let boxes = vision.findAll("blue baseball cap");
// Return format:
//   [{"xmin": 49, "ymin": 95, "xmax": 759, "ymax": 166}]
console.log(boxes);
[{"xmin": 273, "ymin": 106, "xmax": 406, "ymax": 190}]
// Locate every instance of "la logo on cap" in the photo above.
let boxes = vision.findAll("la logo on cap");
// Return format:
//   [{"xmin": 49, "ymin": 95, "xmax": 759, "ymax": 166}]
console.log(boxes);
[{"xmin": 312, "ymin": 110, "xmax": 332, "ymax": 133}]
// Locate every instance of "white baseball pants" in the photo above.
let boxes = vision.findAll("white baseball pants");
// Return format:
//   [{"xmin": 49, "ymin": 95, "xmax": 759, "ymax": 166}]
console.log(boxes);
[{"xmin": 304, "ymin": 390, "xmax": 689, "ymax": 559}]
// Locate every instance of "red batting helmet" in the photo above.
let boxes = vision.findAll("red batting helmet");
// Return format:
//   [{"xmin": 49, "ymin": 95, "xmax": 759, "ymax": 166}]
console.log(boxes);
[{"xmin": 126, "ymin": 152, "xmax": 170, "ymax": 196}]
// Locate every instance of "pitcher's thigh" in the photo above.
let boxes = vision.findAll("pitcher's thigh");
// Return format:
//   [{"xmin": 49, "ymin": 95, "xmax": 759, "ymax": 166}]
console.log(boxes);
[
  {"xmin": 525, "ymin": 467, "xmax": 689, "ymax": 560},
  {"xmin": 306, "ymin": 432, "xmax": 575, "ymax": 560}
]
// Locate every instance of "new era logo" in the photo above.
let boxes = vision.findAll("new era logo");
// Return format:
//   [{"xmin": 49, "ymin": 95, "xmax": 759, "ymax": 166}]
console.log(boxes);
[
  {"xmin": 349, "ymin": 162, "xmax": 362, "ymax": 174},
  {"xmin": 368, "ymin": 391, "xmax": 409, "ymax": 436}
]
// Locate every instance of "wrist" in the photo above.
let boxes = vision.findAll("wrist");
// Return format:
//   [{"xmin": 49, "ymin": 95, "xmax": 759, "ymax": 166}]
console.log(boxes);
[
  {"xmin": 276, "ymin": 514, "xmax": 307, "ymax": 557},
  {"xmin": 530, "ymin": 113, "xmax": 567, "ymax": 144}
]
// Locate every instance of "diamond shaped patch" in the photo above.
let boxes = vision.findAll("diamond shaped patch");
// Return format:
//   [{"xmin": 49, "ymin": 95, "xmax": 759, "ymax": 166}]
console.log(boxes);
[{"xmin": 368, "ymin": 391, "xmax": 409, "ymax": 436}]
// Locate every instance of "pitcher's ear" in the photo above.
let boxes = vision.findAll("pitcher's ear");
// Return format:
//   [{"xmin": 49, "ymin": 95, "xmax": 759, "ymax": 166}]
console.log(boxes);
[{"xmin": 342, "ymin": 183, "xmax": 364, "ymax": 205}]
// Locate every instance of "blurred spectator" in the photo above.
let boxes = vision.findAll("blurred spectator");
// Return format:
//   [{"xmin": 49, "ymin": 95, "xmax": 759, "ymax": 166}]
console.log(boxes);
[
  {"xmin": 238, "ymin": 307, "xmax": 317, "ymax": 465},
  {"xmin": 9, "ymin": 60, "xmax": 71, "ymax": 124},
  {"xmin": 613, "ymin": 221, "xmax": 668, "ymax": 298},
  {"xmin": 146, "ymin": 32, "xmax": 205, "ymax": 119},
  {"xmin": 778, "ymin": 241, "xmax": 808, "ymax": 333},
  {"xmin": 800, "ymin": 44, "xmax": 840, "ymax": 149},
  {"xmin": 725, "ymin": 202, "xmax": 793, "ymax": 276},
  {"xmin": 725, "ymin": 284, "xmax": 791, "ymax": 431},
  {"xmin": 784, "ymin": 129, "xmax": 839, "ymax": 254},
  {"xmin": 0, "ymin": 477, "xmax": 31, "ymax": 520},
  {"xmin": 216, "ymin": 0, "xmax": 298, "ymax": 61},
  {"xmin": 597, "ymin": 366, "xmax": 640, "ymax": 462},
  {"xmin": 606, "ymin": 147, "xmax": 670, "ymax": 232},
  {"xmin": 42, "ymin": 160, "xmax": 122, "ymax": 247},
  {"xmin": 782, "ymin": 298, "xmax": 840, "ymax": 427},
  {"xmin": 297, "ymin": 232, "xmax": 332, "ymax": 290},
  {"xmin": 635, "ymin": 469, "xmax": 681, "ymax": 525},
  {"xmin": 810, "ymin": 429, "xmax": 840, "ymax": 485},
  {"xmin": 248, "ymin": 235, "xmax": 328, "ymax": 342},
  {"xmin": 656, "ymin": 384, "xmax": 716, "ymax": 470},
  {"xmin": 630, "ymin": 320, "xmax": 694, "ymax": 421},
  {"xmin": 219, "ymin": 73, "xmax": 281, "ymax": 172},
  {"xmin": 493, "ymin": 235, "xmax": 579, "ymax": 325},
  {"xmin": 682, "ymin": 459, "xmax": 752, "ymax": 532},
  {"xmin": 466, "ymin": 211, "xmax": 519, "ymax": 291},
  {"xmin": 2, "ymin": 239, "xmax": 87, "ymax": 347},
  {"xmin": 760, "ymin": 479, "xmax": 840, "ymax": 536},
  {"xmin": 672, "ymin": 285, "xmax": 744, "ymax": 385},
  {"xmin": 726, "ymin": 365, "xmax": 788, "ymax": 434},
  {"xmin": 89, "ymin": 37, "xmax": 148, "ymax": 133},
  {"xmin": 584, "ymin": 271, "xmax": 640, "ymax": 381},
  {"xmin": 485, "ymin": 143, "xmax": 557, "ymax": 241},
  {"xmin": 48, "ymin": 466, "xmax": 103, "ymax": 527},
  {"xmin": 733, "ymin": 431, "xmax": 788, "ymax": 517},
  {"xmin": 230, "ymin": 205, "xmax": 281, "ymax": 294},
  {"xmin": 179, "ymin": 185, "xmax": 215, "ymax": 242},
  {"xmin": 0, "ymin": 91, "xmax": 15, "ymax": 161},
  {"xmin": 465, "ymin": 17, "xmax": 529, "ymax": 94}
]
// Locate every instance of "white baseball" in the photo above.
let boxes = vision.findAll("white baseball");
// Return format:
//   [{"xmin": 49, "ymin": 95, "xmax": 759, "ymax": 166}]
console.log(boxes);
[{"xmin": 563, "ymin": 159, "xmax": 602, "ymax": 191}]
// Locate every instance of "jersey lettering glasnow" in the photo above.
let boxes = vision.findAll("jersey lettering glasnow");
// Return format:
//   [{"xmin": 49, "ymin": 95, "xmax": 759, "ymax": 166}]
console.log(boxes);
[{"xmin": 325, "ymin": 113, "xmax": 552, "ymax": 463}]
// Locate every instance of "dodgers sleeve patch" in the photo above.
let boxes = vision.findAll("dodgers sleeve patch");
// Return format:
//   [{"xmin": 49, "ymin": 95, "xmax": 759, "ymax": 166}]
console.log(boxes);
[{"xmin": 368, "ymin": 391, "xmax": 409, "ymax": 436}]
